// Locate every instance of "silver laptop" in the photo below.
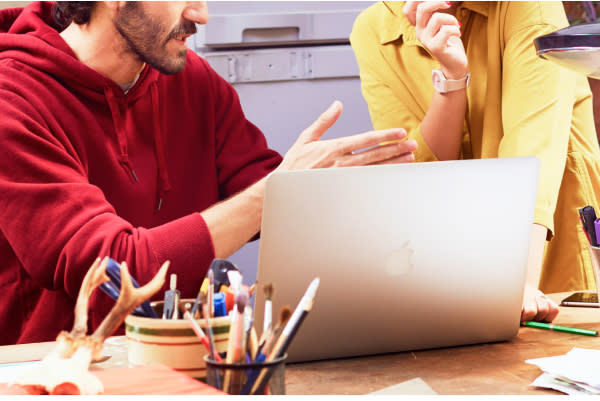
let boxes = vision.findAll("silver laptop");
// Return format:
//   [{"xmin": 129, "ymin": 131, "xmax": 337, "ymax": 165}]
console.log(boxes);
[{"xmin": 254, "ymin": 157, "xmax": 539, "ymax": 363}]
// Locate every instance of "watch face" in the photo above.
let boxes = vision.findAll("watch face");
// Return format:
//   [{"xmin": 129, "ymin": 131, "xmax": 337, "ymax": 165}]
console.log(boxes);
[{"xmin": 432, "ymin": 70, "xmax": 445, "ymax": 93}]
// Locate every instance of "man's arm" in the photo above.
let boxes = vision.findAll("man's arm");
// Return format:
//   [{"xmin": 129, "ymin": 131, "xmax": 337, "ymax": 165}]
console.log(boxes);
[{"xmin": 203, "ymin": 101, "xmax": 418, "ymax": 258}]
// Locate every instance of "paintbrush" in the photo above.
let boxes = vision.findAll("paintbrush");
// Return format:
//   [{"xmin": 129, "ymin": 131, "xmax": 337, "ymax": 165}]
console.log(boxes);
[
  {"xmin": 223, "ymin": 290, "xmax": 249, "ymax": 394},
  {"xmin": 200, "ymin": 292, "xmax": 218, "ymax": 362},
  {"xmin": 256, "ymin": 305, "xmax": 291, "ymax": 359},
  {"xmin": 190, "ymin": 282, "xmax": 205, "ymax": 320},
  {"xmin": 240, "ymin": 306, "xmax": 292, "ymax": 395},
  {"xmin": 249, "ymin": 278, "xmax": 320, "ymax": 395},
  {"xmin": 262, "ymin": 283, "xmax": 274, "ymax": 334},
  {"xmin": 207, "ymin": 269, "xmax": 215, "ymax": 318},
  {"xmin": 242, "ymin": 304, "xmax": 258, "ymax": 361},
  {"xmin": 183, "ymin": 304, "xmax": 222, "ymax": 362}
]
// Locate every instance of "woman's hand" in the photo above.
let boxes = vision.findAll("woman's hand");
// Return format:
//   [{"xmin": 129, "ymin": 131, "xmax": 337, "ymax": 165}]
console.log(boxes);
[
  {"xmin": 403, "ymin": 1, "xmax": 468, "ymax": 80},
  {"xmin": 521, "ymin": 285, "xmax": 560, "ymax": 323}
]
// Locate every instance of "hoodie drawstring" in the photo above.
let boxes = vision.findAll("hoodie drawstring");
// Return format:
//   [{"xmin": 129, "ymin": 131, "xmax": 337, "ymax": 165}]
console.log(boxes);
[
  {"xmin": 104, "ymin": 86, "xmax": 139, "ymax": 183},
  {"xmin": 104, "ymin": 83, "xmax": 171, "ymax": 211},
  {"xmin": 150, "ymin": 82, "xmax": 171, "ymax": 211}
]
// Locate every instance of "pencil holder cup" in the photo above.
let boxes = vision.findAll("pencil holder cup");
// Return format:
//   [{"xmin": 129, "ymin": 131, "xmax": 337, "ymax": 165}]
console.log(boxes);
[
  {"xmin": 204, "ymin": 354, "xmax": 287, "ymax": 395},
  {"xmin": 588, "ymin": 244, "xmax": 600, "ymax": 303},
  {"xmin": 124, "ymin": 298, "xmax": 230, "ymax": 379}
]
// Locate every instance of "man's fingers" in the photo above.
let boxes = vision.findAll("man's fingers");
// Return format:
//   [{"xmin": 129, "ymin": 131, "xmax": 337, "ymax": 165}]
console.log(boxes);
[
  {"xmin": 333, "ymin": 128, "xmax": 407, "ymax": 155},
  {"xmin": 299, "ymin": 100, "xmax": 343, "ymax": 144},
  {"xmin": 371, "ymin": 151, "xmax": 416, "ymax": 166},
  {"xmin": 336, "ymin": 139, "xmax": 417, "ymax": 167}
]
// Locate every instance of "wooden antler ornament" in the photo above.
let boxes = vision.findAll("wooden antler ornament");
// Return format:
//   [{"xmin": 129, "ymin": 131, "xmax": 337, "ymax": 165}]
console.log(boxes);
[{"xmin": 12, "ymin": 257, "xmax": 169, "ymax": 395}]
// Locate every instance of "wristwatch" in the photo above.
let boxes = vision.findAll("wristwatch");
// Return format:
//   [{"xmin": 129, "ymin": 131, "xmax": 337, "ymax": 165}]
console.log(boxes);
[{"xmin": 432, "ymin": 69, "xmax": 470, "ymax": 93}]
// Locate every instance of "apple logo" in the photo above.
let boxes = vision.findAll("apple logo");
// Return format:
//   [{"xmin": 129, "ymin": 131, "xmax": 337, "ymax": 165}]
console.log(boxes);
[{"xmin": 385, "ymin": 240, "xmax": 415, "ymax": 276}]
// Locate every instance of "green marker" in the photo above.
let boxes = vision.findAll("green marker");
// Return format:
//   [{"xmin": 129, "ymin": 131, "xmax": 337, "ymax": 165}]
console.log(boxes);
[{"xmin": 523, "ymin": 321, "xmax": 598, "ymax": 337}]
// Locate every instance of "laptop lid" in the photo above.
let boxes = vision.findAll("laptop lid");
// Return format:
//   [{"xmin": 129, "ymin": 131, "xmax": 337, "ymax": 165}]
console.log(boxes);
[{"xmin": 254, "ymin": 157, "xmax": 539, "ymax": 362}]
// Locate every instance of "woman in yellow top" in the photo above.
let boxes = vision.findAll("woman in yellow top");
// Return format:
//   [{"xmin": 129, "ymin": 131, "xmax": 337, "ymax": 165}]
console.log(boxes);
[{"xmin": 350, "ymin": 1, "xmax": 600, "ymax": 322}]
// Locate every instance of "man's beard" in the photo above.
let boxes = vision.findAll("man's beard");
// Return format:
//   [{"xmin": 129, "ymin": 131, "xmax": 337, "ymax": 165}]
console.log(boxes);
[{"xmin": 113, "ymin": 3, "xmax": 197, "ymax": 75}]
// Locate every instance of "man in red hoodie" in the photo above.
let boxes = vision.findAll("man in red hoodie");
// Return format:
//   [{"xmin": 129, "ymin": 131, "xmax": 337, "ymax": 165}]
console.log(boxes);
[{"xmin": 0, "ymin": 1, "xmax": 417, "ymax": 345}]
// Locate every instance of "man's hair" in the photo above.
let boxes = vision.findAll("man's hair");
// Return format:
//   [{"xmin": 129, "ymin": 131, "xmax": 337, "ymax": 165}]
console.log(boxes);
[{"xmin": 53, "ymin": 2, "xmax": 97, "ymax": 27}]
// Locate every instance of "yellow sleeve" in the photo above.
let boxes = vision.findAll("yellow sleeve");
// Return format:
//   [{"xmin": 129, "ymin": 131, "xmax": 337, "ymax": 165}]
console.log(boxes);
[
  {"xmin": 350, "ymin": 6, "xmax": 438, "ymax": 163},
  {"xmin": 498, "ymin": 2, "xmax": 579, "ymax": 234}
]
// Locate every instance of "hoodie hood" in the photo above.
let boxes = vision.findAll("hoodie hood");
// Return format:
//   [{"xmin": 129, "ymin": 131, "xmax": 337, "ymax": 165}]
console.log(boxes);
[{"xmin": 0, "ymin": 2, "xmax": 171, "ymax": 210}]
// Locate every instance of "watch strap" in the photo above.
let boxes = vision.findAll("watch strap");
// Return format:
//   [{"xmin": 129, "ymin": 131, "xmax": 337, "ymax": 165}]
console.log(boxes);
[{"xmin": 432, "ymin": 69, "xmax": 470, "ymax": 93}]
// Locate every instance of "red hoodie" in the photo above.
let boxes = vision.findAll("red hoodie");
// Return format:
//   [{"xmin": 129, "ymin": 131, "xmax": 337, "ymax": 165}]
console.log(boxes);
[{"xmin": 0, "ymin": 2, "xmax": 282, "ymax": 345}]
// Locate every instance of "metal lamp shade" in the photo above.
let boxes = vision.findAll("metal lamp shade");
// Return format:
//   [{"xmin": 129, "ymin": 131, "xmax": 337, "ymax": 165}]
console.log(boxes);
[{"xmin": 535, "ymin": 23, "xmax": 600, "ymax": 79}]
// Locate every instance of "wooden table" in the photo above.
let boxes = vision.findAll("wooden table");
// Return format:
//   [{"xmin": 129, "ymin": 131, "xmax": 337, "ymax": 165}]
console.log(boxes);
[
  {"xmin": 2, "ymin": 293, "xmax": 599, "ymax": 395},
  {"xmin": 285, "ymin": 293, "xmax": 600, "ymax": 395}
]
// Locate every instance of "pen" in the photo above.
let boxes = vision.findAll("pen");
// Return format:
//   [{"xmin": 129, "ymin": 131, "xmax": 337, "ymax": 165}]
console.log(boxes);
[{"xmin": 522, "ymin": 321, "xmax": 598, "ymax": 337}]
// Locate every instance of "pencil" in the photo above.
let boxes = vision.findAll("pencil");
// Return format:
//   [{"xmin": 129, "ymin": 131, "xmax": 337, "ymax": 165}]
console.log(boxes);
[{"xmin": 522, "ymin": 321, "xmax": 598, "ymax": 337}]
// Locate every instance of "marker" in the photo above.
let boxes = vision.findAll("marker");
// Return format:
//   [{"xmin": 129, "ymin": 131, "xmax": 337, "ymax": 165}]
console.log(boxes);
[
  {"xmin": 522, "ymin": 321, "xmax": 598, "ymax": 337},
  {"xmin": 213, "ymin": 292, "xmax": 226, "ymax": 317},
  {"xmin": 594, "ymin": 219, "xmax": 600, "ymax": 248},
  {"xmin": 579, "ymin": 206, "xmax": 598, "ymax": 246}
]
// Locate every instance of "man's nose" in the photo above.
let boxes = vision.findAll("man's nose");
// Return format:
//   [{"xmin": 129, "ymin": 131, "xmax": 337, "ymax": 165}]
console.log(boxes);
[{"xmin": 183, "ymin": 2, "xmax": 209, "ymax": 25}]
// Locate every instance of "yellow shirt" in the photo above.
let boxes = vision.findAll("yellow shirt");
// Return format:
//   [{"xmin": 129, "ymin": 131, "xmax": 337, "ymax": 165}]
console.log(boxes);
[{"xmin": 350, "ymin": 1, "xmax": 600, "ymax": 293}]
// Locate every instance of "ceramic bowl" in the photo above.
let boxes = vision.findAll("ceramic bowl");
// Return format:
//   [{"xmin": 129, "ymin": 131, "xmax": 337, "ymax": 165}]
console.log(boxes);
[{"xmin": 125, "ymin": 299, "xmax": 230, "ymax": 378}]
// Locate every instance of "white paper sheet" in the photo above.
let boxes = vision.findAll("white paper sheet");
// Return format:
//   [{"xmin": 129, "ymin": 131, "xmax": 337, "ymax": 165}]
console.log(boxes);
[{"xmin": 527, "ymin": 347, "xmax": 600, "ymax": 394}]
